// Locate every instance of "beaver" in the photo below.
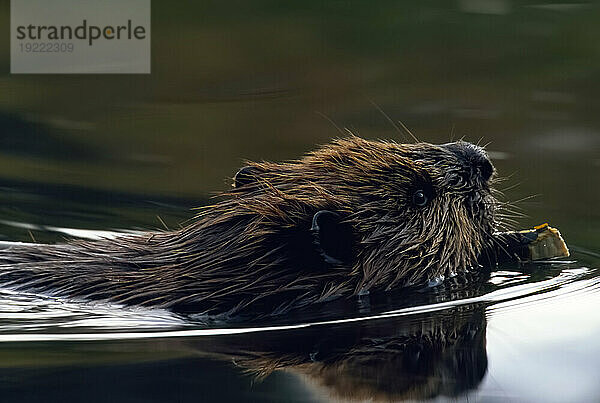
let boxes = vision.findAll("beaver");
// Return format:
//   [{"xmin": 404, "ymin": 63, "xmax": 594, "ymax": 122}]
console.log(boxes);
[{"xmin": 0, "ymin": 136, "xmax": 499, "ymax": 317}]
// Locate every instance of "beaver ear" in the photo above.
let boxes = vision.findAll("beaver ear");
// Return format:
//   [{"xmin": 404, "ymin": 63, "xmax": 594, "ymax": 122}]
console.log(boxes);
[
  {"xmin": 233, "ymin": 166, "xmax": 260, "ymax": 188},
  {"xmin": 311, "ymin": 210, "xmax": 354, "ymax": 265}
]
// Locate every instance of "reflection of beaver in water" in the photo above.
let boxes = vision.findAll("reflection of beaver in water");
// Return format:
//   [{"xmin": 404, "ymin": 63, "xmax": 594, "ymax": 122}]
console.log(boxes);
[
  {"xmin": 191, "ymin": 303, "xmax": 488, "ymax": 401},
  {"xmin": 0, "ymin": 137, "xmax": 499, "ymax": 316}
]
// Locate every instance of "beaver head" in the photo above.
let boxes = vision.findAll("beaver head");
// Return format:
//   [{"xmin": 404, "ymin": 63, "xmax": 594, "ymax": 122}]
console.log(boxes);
[
  {"xmin": 209, "ymin": 136, "xmax": 498, "ymax": 311},
  {"xmin": 0, "ymin": 136, "xmax": 498, "ymax": 316}
]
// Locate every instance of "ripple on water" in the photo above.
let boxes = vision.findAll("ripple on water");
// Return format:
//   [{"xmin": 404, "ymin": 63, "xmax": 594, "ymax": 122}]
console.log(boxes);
[{"xmin": 0, "ymin": 250, "xmax": 597, "ymax": 343}]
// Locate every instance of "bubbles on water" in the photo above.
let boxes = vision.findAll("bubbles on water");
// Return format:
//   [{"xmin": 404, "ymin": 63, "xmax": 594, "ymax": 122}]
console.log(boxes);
[{"xmin": 428, "ymin": 275, "xmax": 445, "ymax": 287}]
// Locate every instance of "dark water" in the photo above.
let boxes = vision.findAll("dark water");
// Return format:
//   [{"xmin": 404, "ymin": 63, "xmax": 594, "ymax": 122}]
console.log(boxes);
[{"xmin": 0, "ymin": 0, "xmax": 600, "ymax": 401}]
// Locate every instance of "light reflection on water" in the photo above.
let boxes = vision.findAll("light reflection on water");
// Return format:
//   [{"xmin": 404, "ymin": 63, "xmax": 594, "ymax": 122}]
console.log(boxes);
[
  {"xmin": 0, "ymin": 288, "xmax": 188, "ymax": 334},
  {"xmin": 485, "ymin": 289, "xmax": 600, "ymax": 402}
]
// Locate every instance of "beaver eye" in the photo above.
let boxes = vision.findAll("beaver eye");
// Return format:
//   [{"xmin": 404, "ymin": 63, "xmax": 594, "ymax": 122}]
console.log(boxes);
[{"xmin": 412, "ymin": 189, "xmax": 429, "ymax": 207}]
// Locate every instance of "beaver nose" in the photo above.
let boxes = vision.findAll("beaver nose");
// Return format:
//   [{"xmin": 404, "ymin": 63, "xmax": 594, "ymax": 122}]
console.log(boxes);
[{"xmin": 442, "ymin": 142, "xmax": 494, "ymax": 183}]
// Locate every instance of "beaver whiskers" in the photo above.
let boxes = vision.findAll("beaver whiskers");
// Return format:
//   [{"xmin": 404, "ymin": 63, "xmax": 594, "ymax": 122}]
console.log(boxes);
[{"xmin": 0, "ymin": 136, "xmax": 499, "ymax": 316}]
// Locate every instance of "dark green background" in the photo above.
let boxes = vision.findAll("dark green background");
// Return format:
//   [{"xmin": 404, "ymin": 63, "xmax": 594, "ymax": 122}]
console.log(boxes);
[{"xmin": 0, "ymin": 1, "xmax": 598, "ymax": 242}]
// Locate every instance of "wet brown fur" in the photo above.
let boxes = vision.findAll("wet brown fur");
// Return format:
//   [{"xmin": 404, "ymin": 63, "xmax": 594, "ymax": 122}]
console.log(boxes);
[{"xmin": 0, "ymin": 137, "xmax": 498, "ymax": 316}]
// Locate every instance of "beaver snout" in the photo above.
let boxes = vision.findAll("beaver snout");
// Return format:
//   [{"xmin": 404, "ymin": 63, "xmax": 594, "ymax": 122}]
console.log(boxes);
[{"xmin": 442, "ymin": 142, "xmax": 494, "ymax": 184}]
